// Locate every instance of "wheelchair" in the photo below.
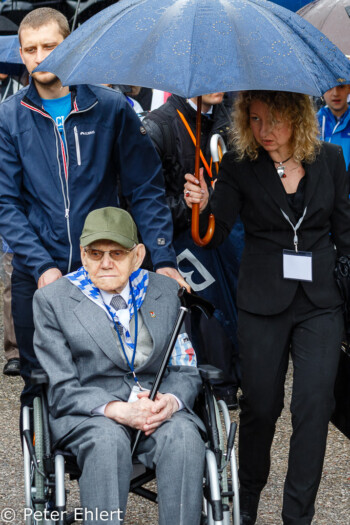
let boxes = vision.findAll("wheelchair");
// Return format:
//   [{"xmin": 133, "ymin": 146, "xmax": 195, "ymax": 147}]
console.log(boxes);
[{"xmin": 22, "ymin": 366, "xmax": 240, "ymax": 525}]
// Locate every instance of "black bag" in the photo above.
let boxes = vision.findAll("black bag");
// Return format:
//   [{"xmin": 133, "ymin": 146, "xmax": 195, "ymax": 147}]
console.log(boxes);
[
  {"xmin": 334, "ymin": 254, "xmax": 350, "ymax": 341},
  {"xmin": 331, "ymin": 343, "xmax": 350, "ymax": 439},
  {"xmin": 332, "ymin": 256, "xmax": 350, "ymax": 439}
]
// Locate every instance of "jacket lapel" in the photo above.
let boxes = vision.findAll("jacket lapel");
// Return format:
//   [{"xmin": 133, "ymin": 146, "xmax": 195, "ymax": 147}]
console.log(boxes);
[
  {"xmin": 136, "ymin": 283, "xmax": 169, "ymax": 373},
  {"xmin": 251, "ymin": 152, "xmax": 296, "ymax": 218},
  {"xmin": 69, "ymin": 279, "xmax": 175, "ymax": 373},
  {"xmin": 303, "ymin": 155, "xmax": 321, "ymax": 212},
  {"xmin": 70, "ymin": 286, "xmax": 128, "ymax": 370}
]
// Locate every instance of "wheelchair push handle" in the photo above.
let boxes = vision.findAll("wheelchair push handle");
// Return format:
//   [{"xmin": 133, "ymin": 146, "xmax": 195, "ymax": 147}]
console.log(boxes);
[
  {"xmin": 227, "ymin": 421, "xmax": 237, "ymax": 454},
  {"xmin": 178, "ymin": 287, "xmax": 215, "ymax": 319}
]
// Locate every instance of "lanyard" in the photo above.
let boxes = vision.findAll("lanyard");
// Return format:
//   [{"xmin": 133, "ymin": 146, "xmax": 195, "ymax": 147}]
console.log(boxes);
[
  {"xmin": 280, "ymin": 207, "xmax": 307, "ymax": 252},
  {"xmin": 105, "ymin": 287, "xmax": 140, "ymax": 386},
  {"xmin": 176, "ymin": 109, "xmax": 214, "ymax": 182}
]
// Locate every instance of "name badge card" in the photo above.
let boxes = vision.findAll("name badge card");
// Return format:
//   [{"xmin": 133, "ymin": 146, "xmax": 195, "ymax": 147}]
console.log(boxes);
[
  {"xmin": 128, "ymin": 384, "xmax": 142, "ymax": 403},
  {"xmin": 283, "ymin": 250, "xmax": 313, "ymax": 282}
]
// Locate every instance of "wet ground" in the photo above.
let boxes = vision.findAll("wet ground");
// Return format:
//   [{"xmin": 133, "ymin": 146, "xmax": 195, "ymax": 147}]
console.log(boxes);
[{"xmin": 0, "ymin": 288, "xmax": 349, "ymax": 524}]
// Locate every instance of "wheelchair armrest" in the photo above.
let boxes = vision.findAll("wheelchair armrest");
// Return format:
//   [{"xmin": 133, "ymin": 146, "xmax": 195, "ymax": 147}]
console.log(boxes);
[
  {"xmin": 198, "ymin": 364, "xmax": 224, "ymax": 382},
  {"xmin": 30, "ymin": 368, "xmax": 49, "ymax": 385}
]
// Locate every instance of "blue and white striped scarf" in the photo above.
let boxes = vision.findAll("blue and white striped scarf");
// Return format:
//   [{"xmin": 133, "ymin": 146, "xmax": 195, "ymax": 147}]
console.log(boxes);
[
  {"xmin": 65, "ymin": 266, "xmax": 148, "ymax": 350},
  {"xmin": 66, "ymin": 266, "xmax": 196, "ymax": 367}
]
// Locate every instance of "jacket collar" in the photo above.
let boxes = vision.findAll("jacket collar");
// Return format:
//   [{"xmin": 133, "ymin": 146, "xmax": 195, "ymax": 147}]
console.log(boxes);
[
  {"xmin": 303, "ymin": 150, "xmax": 322, "ymax": 211},
  {"xmin": 22, "ymin": 80, "xmax": 98, "ymax": 113},
  {"xmin": 252, "ymin": 148, "xmax": 320, "ymax": 223},
  {"xmin": 252, "ymin": 149, "xmax": 295, "ymax": 220},
  {"xmin": 320, "ymin": 105, "xmax": 350, "ymax": 131},
  {"xmin": 169, "ymin": 94, "xmax": 230, "ymax": 131},
  {"xmin": 69, "ymin": 278, "xmax": 165, "ymax": 371}
]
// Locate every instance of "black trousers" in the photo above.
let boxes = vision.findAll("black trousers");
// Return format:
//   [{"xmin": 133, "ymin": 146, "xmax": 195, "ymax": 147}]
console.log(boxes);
[
  {"xmin": 11, "ymin": 268, "xmax": 40, "ymax": 406},
  {"xmin": 238, "ymin": 286, "xmax": 343, "ymax": 525}
]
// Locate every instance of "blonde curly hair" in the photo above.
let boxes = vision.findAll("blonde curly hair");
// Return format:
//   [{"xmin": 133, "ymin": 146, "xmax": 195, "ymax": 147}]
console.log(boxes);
[{"xmin": 230, "ymin": 91, "xmax": 320, "ymax": 163}]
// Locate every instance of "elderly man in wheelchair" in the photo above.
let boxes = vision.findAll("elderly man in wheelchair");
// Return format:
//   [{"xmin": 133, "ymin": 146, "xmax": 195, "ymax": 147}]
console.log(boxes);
[
  {"xmin": 23, "ymin": 206, "xmax": 239, "ymax": 525},
  {"xmin": 31, "ymin": 206, "xmax": 206, "ymax": 525}
]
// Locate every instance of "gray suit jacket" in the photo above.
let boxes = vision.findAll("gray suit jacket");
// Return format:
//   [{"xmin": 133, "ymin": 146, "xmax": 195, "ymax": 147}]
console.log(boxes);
[{"xmin": 33, "ymin": 272, "xmax": 203, "ymax": 444}]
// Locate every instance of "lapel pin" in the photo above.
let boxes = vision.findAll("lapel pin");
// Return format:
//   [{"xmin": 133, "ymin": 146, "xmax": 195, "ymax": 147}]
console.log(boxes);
[{"xmin": 149, "ymin": 311, "xmax": 156, "ymax": 318}]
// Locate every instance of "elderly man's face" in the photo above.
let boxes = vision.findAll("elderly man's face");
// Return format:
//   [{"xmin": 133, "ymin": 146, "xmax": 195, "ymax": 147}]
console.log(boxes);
[{"xmin": 81, "ymin": 240, "xmax": 145, "ymax": 293}]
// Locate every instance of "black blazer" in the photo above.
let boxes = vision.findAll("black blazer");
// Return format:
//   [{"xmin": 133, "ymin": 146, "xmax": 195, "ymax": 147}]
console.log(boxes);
[{"xmin": 200, "ymin": 142, "xmax": 350, "ymax": 315}]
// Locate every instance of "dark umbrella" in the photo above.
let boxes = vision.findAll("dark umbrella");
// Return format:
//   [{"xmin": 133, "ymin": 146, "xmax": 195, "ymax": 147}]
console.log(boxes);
[
  {"xmin": 0, "ymin": 34, "xmax": 26, "ymax": 76},
  {"xmin": 298, "ymin": 0, "xmax": 350, "ymax": 57},
  {"xmin": 69, "ymin": 0, "xmax": 120, "ymax": 27},
  {"xmin": 272, "ymin": 0, "xmax": 310, "ymax": 10},
  {"xmin": 0, "ymin": 14, "xmax": 19, "ymax": 35}
]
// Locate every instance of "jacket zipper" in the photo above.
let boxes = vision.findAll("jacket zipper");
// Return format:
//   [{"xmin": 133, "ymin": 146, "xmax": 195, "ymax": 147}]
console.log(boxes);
[
  {"xmin": 332, "ymin": 120, "xmax": 341, "ymax": 138},
  {"xmin": 321, "ymin": 115, "xmax": 325, "ymax": 141},
  {"xmin": 52, "ymin": 122, "xmax": 73, "ymax": 272},
  {"xmin": 60, "ymin": 99, "xmax": 98, "ymax": 271},
  {"xmin": 74, "ymin": 126, "xmax": 81, "ymax": 166},
  {"xmin": 21, "ymin": 98, "xmax": 97, "ymax": 273}
]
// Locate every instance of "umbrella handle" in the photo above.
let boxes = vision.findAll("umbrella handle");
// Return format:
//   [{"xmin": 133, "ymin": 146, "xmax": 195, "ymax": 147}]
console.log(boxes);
[
  {"xmin": 191, "ymin": 205, "xmax": 215, "ymax": 246},
  {"xmin": 191, "ymin": 96, "xmax": 215, "ymax": 246}
]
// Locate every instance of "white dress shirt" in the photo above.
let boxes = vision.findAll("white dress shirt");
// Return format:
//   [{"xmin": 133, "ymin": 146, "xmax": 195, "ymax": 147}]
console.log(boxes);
[
  {"xmin": 93, "ymin": 283, "xmax": 183, "ymax": 415},
  {"xmin": 100, "ymin": 282, "xmax": 130, "ymax": 331}
]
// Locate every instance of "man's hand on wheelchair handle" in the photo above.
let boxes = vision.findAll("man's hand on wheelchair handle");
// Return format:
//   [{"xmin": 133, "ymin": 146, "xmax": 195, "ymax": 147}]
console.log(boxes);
[
  {"xmin": 156, "ymin": 267, "xmax": 191, "ymax": 292},
  {"xmin": 104, "ymin": 391, "xmax": 178, "ymax": 436}
]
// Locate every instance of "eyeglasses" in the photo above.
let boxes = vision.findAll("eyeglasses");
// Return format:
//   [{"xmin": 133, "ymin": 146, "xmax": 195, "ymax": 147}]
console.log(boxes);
[{"xmin": 84, "ymin": 246, "xmax": 136, "ymax": 262}]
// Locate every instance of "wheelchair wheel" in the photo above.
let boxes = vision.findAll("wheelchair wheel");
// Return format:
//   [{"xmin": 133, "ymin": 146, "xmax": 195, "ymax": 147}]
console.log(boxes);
[
  {"xmin": 33, "ymin": 396, "xmax": 45, "ymax": 515},
  {"xmin": 217, "ymin": 400, "xmax": 240, "ymax": 525},
  {"xmin": 213, "ymin": 398, "xmax": 230, "ymax": 523},
  {"xmin": 202, "ymin": 390, "xmax": 240, "ymax": 524},
  {"xmin": 23, "ymin": 406, "xmax": 34, "ymax": 525}
]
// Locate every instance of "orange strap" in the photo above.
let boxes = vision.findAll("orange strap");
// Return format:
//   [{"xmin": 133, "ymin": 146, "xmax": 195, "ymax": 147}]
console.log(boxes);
[{"xmin": 176, "ymin": 109, "xmax": 213, "ymax": 180}]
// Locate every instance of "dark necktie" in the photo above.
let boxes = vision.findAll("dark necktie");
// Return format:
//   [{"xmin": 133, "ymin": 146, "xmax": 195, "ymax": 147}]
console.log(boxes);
[{"xmin": 110, "ymin": 295, "xmax": 127, "ymax": 335}]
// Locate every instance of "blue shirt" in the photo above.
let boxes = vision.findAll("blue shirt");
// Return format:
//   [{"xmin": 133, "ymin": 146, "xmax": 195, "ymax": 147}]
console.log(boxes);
[{"xmin": 41, "ymin": 93, "xmax": 71, "ymax": 154}]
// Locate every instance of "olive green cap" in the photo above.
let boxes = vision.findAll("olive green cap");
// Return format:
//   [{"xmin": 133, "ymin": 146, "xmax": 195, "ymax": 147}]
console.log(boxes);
[{"xmin": 80, "ymin": 207, "xmax": 138, "ymax": 249}]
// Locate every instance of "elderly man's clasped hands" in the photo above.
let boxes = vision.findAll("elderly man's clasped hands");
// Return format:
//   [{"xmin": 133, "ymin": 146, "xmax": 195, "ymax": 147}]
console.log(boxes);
[{"xmin": 105, "ymin": 390, "xmax": 179, "ymax": 436}]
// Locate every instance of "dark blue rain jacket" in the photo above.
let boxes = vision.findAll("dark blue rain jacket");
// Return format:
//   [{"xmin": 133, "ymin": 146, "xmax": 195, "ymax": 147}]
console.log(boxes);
[{"xmin": 0, "ymin": 82, "xmax": 176, "ymax": 281}]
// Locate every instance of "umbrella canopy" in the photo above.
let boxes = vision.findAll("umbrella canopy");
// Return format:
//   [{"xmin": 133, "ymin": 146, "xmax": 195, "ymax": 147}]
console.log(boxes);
[
  {"xmin": 0, "ymin": 34, "xmax": 25, "ymax": 76},
  {"xmin": 298, "ymin": 0, "xmax": 350, "ymax": 57},
  {"xmin": 36, "ymin": 0, "xmax": 350, "ymax": 98},
  {"xmin": 272, "ymin": 0, "xmax": 310, "ymax": 10},
  {"xmin": 69, "ymin": 0, "xmax": 120, "ymax": 25},
  {"xmin": 0, "ymin": 14, "xmax": 19, "ymax": 35}
]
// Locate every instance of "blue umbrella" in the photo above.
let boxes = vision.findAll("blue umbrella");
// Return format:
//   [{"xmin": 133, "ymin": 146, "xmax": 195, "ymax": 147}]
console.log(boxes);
[
  {"xmin": 0, "ymin": 35, "xmax": 24, "ymax": 76},
  {"xmin": 36, "ymin": 0, "xmax": 350, "ymax": 97}
]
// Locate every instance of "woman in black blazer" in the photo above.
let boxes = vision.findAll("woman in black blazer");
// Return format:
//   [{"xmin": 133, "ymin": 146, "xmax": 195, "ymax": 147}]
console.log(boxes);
[{"xmin": 184, "ymin": 90, "xmax": 350, "ymax": 525}]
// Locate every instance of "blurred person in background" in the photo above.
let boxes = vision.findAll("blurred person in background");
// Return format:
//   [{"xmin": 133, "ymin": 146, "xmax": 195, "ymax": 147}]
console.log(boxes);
[
  {"xmin": 143, "ymin": 92, "xmax": 244, "ymax": 409},
  {"xmin": 1, "ymin": 238, "xmax": 20, "ymax": 376},
  {"xmin": 317, "ymin": 84, "xmax": 350, "ymax": 173}
]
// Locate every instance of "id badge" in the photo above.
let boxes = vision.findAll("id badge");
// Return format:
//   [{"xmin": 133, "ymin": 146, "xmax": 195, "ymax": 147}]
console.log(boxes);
[
  {"xmin": 128, "ymin": 385, "xmax": 142, "ymax": 403},
  {"xmin": 283, "ymin": 250, "xmax": 312, "ymax": 282}
]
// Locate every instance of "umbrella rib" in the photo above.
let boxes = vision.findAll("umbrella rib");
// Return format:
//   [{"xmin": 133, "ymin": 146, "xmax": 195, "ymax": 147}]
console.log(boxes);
[
  {"xmin": 36, "ymin": 0, "xmax": 350, "ymax": 98},
  {"xmin": 253, "ymin": 0, "xmax": 330, "ymax": 95},
  {"xmin": 54, "ymin": 0, "xmax": 148, "ymax": 83},
  {"xmin": 187, "ymin": 0, "xmax": 199, "ymax": 97}
]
